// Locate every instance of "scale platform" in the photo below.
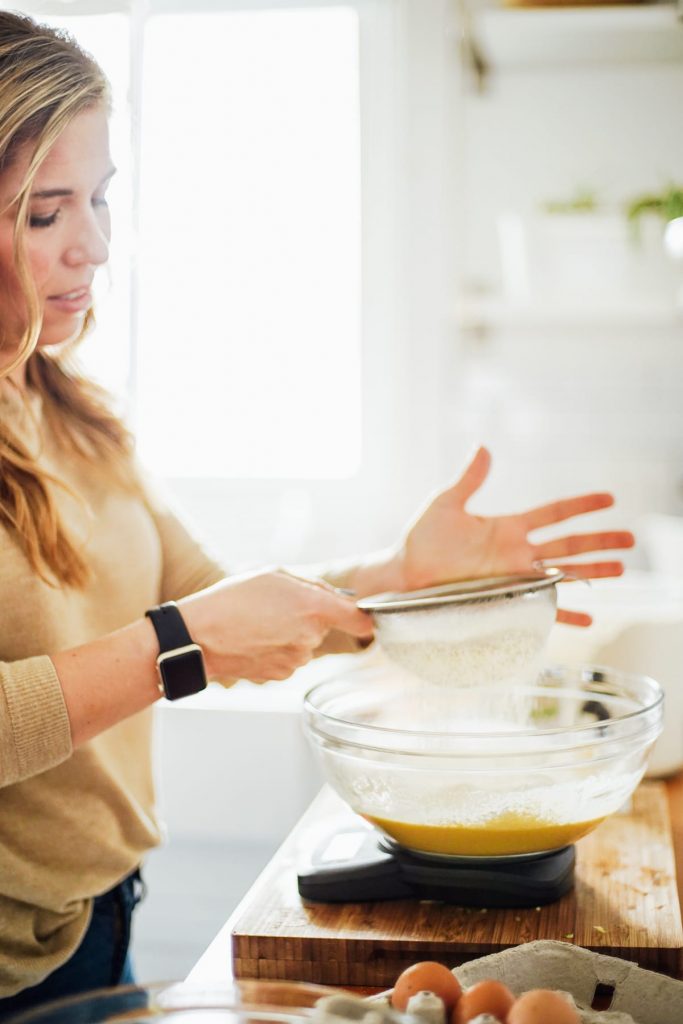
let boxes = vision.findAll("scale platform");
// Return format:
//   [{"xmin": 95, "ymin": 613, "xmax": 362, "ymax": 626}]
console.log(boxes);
[
  {"xmin": 298, "ymin": 828, "xmax": 575, "ymax": 907},
  {"xmin": 230, "ymin": 784, "xmax": 683, "ymax": 986}
]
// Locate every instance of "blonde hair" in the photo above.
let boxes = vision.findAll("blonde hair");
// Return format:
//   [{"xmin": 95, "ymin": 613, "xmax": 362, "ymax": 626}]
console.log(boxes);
[{"xmin": 0, "ymin": 12, "xmax": 136, "ymax": 588}]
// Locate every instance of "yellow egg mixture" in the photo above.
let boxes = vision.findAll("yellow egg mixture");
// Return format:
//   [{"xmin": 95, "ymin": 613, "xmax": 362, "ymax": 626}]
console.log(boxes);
[{"xmin": 364, "ymin": 811, "xmax": 605, "ymax": 856}]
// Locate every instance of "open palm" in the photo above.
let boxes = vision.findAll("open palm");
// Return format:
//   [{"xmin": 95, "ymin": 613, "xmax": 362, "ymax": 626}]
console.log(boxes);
[{"xmin": 399, "ymin": 447, "xmax": 635, "ymax": 626}]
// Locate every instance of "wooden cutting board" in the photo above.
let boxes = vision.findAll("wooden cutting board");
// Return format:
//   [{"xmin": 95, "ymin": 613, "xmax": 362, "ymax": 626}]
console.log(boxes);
[{"xmin": 230, "ymin": 783, "xmax": 683, "ymax": 986}]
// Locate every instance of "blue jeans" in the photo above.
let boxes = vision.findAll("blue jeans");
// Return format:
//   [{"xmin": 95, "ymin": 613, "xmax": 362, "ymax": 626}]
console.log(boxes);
[{"xmin": 0, "ymin": 869, "xmax": 145, "ymax": 1021}]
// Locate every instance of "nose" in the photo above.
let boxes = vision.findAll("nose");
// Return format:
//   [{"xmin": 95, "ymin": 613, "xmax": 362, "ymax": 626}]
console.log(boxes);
[{"xmin": 63, "ymin": 206, "xmax": 110, "ymax": 269}]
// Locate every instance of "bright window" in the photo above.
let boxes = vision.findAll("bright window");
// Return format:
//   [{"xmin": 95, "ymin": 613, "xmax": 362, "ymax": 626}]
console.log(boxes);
[
  {"xmin": 136, "ymin": 8, "xmax": 362, "ymax": 479},
  {"xmin": 44, "ymin": 6, "xmax": 362, "ymax": 481}
]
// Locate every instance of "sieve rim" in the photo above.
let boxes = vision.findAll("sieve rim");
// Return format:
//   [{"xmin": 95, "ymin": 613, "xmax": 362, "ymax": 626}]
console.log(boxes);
[{"xmin": 357, "ymin": 568, "xmax": 564, "ymax": 613}]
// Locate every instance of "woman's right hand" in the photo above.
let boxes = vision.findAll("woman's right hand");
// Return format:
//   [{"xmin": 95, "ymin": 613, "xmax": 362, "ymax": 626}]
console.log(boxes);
[{"xmin": 178, "ymin": 570, "xmax": 374, "ymax": 685}]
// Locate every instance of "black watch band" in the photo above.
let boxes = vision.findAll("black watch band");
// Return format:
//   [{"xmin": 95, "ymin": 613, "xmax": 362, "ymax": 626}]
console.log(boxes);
[{"xmin": 145, "ymin": 601, "xmax": 208, "ymax": 701}]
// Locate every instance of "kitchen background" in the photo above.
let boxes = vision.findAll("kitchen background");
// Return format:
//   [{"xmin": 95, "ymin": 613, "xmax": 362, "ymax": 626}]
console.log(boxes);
[{"xmin": 10, "ymin": 0, "xmax": 683, "ymax": 982}]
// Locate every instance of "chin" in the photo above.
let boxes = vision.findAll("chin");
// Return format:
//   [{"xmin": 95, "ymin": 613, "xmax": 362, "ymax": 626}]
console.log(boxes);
[{"xmin": 38, "ymin": 315, "xmax": 89, "ymax": 350}]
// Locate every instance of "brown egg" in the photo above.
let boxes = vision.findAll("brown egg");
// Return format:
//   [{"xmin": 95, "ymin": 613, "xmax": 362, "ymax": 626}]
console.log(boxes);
[
  {"xmin": 507, "ymin": 989, "xmax": 580, "ymax": 1024},
  {"xmin": 391, "ymin": 961, "xmax": 462, "ymax": 1012},
  {"xmin": 452, "ymin": 980, "xmax": 515, "ymax": 1024}
]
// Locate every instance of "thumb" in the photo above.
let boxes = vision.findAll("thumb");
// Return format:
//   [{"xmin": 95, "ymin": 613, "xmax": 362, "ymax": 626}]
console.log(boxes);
[{"xmin": 447, "ymin": 445, "xmax": 491, "ymax": 507}]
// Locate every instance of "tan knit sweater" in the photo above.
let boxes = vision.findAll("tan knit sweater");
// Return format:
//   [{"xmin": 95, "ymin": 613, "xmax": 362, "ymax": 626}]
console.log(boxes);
[{"xmin": 0, "ymin": 386, "xmax": 357, "ymax": 997}]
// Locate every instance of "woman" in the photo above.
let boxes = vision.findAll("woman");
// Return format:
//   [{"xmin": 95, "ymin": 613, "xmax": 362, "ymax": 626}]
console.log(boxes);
[{"xmin": 0, "ymin": 11, "xmax": 633, "ymax": 1014}]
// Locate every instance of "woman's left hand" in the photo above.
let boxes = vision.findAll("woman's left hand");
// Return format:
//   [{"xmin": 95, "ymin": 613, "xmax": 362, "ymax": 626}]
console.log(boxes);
[{"xmin": 390, "ymin": 447, "xmax": 634, "ymax": 627}]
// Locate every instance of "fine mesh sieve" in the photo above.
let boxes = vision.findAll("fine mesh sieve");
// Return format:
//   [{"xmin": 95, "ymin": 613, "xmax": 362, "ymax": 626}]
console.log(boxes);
[{"xmin": 358, "ymin": 570, "xmax": 563, "ymax": 687}]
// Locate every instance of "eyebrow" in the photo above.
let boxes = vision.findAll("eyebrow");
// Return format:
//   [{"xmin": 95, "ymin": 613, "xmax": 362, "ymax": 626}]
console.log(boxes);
[{"xmin": 30, "ymin": 165, "xmax": 117, "ymax": 200}]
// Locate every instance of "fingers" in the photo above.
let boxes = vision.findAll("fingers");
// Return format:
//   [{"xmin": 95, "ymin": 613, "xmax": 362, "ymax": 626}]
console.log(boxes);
[
  {"xmin": 523, "ymin": 492, "xmax": 615, "ymax": 531},
  {"xmin": 316, "ymin": 586, "xmax": 375, "ymax": 640},
  {"xmin": 213, "ymin": 677, "xmax": 238, "ymax": 689},
  {"xmin": 550, "ymin": 560, "xmax": 625, "ymax": 580},
  {"xmin": 557, "ymin": 608, "xmax": 593, "ymax": 628},
  {"xmin": 294, "ymin": 575, "xmax": 374, "ymax": 640},
  {"xmin": 447, "ymin": 446, "xmax": 492, "ymax": 506},
  {"xmin": 533, "ymin": 530, "xmax": 635, "ymax": 561}
]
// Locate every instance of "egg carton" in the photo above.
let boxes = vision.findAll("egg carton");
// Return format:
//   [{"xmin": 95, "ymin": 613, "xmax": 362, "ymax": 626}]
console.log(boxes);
[
  {"xmin": 317, "ymin": 942, "xmax": 683, "ymax": 1024},
  {"xmin": 451, "ymin": 941, "xmax": 683, "ymax": 1024}
]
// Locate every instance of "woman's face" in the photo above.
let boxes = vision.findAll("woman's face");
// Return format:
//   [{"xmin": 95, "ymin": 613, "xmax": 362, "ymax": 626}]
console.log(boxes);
[{"xmin": 0, "ymin": 104, "xmax": 113, "ymax": 357}]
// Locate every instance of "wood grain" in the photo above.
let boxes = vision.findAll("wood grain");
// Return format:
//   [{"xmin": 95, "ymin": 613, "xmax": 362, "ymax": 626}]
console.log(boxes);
[{"xmin": 230, "ymin": 783, "xmax": 683, "ymax": 986}]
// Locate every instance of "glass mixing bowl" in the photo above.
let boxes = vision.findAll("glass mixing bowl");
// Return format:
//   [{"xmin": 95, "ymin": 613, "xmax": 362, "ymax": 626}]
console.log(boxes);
[
  {"xmin": 303, "ymin": 663, "xmax": 663, "ymax": 858},
  {"xmin": 3, "ymin": 981, "xmax": 355, "ymax": 1024},
  {"xmin": 357, "ymin": 571, "xmax": 562, "ymax": 687}
]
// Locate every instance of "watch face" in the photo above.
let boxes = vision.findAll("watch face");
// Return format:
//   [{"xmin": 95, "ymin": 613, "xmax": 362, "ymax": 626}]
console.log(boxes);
[{"xmin": 159, "ymin": 647, "xmax": 207, "ymax": 700}]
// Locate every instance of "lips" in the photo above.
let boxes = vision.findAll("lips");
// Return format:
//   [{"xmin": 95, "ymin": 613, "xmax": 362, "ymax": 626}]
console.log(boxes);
[
  {"xmin": 48, "ymin": 286, "xmax": 91, "ymax": 301},
  {"xmin": 46, "ymin": 285, "xmax": 93, "ymax": 314}
]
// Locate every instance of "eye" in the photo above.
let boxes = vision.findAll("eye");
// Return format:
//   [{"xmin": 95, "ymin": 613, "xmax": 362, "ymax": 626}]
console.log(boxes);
[
  {"xmin": 93, "ymin": 181, "xmax": 111, "ymax": 210},
  {"xmin": 29, "ymin": 210, "xmax": 59, "ymax": 229}
]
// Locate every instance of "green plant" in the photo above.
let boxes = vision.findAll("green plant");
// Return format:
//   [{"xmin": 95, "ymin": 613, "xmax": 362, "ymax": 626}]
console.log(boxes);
[
  {"xmin": 626, "ymin": 185, "xmax": 683, "ymax": 230},
  {"xmin": 542, "ymin": 187, "xmax": 599, "ymax": 214}
]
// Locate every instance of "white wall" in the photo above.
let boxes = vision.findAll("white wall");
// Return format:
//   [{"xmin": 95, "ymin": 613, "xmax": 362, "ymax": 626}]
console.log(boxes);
[{"xmin": 448, "ymin": 33, "xmax": 683, "ymax": 542}]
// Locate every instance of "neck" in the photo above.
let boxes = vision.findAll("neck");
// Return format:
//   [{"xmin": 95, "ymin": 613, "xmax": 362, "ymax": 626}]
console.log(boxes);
[
  {"xmin": 0, "ymin": 348, "xmax": 28, "ymax": 389},
  {"xmin": 0, "ymin": 365, "xmax": 27, "ymax": 396},
  {"xmin": 10, "ymin": 365, "xmax": 26, "ymax": 390}
]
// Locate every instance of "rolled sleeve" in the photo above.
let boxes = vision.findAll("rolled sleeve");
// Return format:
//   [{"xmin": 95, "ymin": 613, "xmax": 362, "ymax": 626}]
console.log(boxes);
[{"xmin": 0, "ymin": 656, "xmax": 72, "ymax": 788}]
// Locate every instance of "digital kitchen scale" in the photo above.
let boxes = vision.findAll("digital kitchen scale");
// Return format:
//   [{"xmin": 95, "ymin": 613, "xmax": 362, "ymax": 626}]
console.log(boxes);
[{"xmin": 297, "ymin": 824, "xmax": 576, "ymax": 907}]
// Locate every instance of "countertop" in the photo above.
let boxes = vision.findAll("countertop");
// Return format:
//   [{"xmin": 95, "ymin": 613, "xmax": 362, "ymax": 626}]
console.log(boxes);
[{"xmin": 185, "ymin": 774, "xmax": 683, "ymax": 987}]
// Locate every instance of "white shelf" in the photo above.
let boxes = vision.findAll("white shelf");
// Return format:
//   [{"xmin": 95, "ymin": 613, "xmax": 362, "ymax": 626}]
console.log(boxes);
[
  {"xmin": 457, "ymin": 296, "xmax": 683, "ymax": 330},
  {"xmin": 474, "ymin": 3, "xmax": 683, "ymax": 68}
]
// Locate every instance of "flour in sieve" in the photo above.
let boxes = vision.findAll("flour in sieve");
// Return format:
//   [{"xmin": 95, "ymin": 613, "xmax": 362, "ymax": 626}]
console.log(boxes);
[
  {"xmin": 375, "ymin": 592, "xmax": 556, "ymax": 687},
  {"xmin": 380, "ymin": 629, "xmax": 546, "ymax": 687}
]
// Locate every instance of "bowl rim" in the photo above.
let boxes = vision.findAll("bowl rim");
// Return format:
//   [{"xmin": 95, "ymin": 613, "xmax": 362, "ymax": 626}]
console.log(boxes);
[
  {"xmin": 357, "ymin": 569, "xmax": 564, "ymax": 613},
  {"xmin": 0, "ymin": 980, "xmax": 343, "ymax": 1024},
  {"xmin": 303, "ymin": 664, "xmax": 663, "ymax": 744}
]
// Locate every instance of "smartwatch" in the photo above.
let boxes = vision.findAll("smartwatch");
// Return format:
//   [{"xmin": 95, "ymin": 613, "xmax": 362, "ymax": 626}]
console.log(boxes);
[{"xmin": 145, "ymin": 601, "xmax": 208, "ymax": 701}]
